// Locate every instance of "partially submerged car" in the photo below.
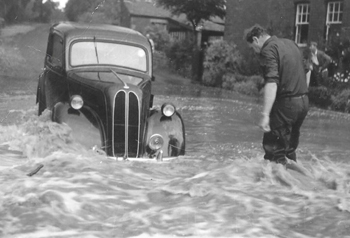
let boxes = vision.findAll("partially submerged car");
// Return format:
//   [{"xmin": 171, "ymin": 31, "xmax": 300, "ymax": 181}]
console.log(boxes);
[{"xmin": 36, "ymin": 22, "xmax": 185, "ymax": 161}]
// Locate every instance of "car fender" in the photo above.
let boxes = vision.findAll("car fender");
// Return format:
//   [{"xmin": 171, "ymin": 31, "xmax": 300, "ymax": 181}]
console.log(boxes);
[
  {"xmin": 52, "ymin": 102, "xmax": 106, "ymax": 151},
  {"xmin": 36, "ymin": 71, "xmax": 47, "ymax": 115},
  {"xmin": 145, "ymin": 110, "xmax": 185, "ymax": 157}
]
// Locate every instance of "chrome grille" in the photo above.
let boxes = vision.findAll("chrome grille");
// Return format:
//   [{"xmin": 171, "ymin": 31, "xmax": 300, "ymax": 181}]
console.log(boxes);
[{"xmin": 113, "ymin": 91, "xmax": 140, "ymax": 157}]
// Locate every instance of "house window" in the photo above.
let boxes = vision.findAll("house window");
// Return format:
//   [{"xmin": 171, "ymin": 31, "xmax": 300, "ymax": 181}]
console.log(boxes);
[
  {"xmin": 295, "ymin": 3, "xmax": 310, "ymax": 46},
  {"xmin": 326, "ymin": 1, "xmax": 343, "ymax": 41},
  {"xmin": 327, "ymin": 1, "xmax": 343, "ymax": 23},
  {"xmin": 170, "ymin": 31, "xmax": 187, "ymax": 41}
]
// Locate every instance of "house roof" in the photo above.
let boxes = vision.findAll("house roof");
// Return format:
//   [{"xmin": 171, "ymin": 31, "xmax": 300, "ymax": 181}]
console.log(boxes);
[
  {"xmin": 124, "ymin": 1, "xmax": 171, "ymax": 18},
  {"xmin": 172, "ymin": 14, "xmax": 224, "ymax": 32},
  {"xmin": 211, "ymin": 16, "xmax": 225, "ymax": 25},
  {"xmin": 123, "ymin": 0, "xmax": 225, "ymax": 32},
  {"xmin": 201, "ymin": 20, "xmax": 225, "ymax": 32}
]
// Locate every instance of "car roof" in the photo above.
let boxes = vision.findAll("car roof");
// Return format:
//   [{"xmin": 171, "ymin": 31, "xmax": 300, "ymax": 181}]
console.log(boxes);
[{"xmin": 51, "ymin": 22, "xmax": 150, "ymax": 47}]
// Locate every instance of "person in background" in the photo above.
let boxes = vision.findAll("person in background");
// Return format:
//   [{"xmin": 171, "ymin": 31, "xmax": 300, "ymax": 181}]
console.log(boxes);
[
  {"xmin": 308, "ymin": 41, "xmax": 332, "ymax": 86},
  {"xmin": 244, "ymin": 24, "xmax": 309, "ymax": 165},
  {"xmin": 303, "ymin": 49, "xmax": 313, "ymax": 87}
]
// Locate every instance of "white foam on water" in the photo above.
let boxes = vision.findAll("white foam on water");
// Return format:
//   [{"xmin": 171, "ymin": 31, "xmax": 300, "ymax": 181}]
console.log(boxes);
[{"xmin": 1, "ymin": 106, "xmax": 350, "ymax": 238}]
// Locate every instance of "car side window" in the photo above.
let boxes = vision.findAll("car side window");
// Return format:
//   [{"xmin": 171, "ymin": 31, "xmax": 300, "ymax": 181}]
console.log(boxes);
[{"xmin": 47, "ymin": 34, "xmax": 63, "ymax": 68}]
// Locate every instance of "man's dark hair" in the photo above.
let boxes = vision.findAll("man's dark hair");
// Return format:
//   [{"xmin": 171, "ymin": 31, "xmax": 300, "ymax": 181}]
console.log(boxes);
[
  {"xmin": 309, "ymin": 41, "xmax": 318, "ymax": 47},
  {"xmin": 244, "ymin": 24, "xmax": 268, "ymax": 43}
]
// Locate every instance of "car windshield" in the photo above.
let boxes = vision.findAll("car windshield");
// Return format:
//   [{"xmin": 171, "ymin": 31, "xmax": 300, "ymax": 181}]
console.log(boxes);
[{"xmin": 70, "ymin": 41, "xmax": 147, "ymax": 72}]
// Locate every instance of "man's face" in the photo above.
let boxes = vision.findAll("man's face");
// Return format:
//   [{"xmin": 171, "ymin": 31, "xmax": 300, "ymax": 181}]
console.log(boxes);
[
  {"xmin": 309, "ymin": 44, "xmax": 317, "ymax": 53},
  {"xmin": 249, "ymin": 36, "xmax": 262, "ymax": 54}
]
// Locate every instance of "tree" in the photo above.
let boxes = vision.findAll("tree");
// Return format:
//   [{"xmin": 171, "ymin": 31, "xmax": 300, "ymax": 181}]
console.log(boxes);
[
  {"xmin": 157, "ymin": 0, "xmax": 226, "ymax": 81},
  {"xmin": 78, "ymin": 0, "xmax": 120, "ymax": 24},
  {"xmin": 32, "ymin": 0, "xmax": 59, "ymax": 22},
  {"xmin": 0, "ymin": 0, "xmax": 31, "ymax": 23},
  {"xmin": 157, "ymin": 0, "xmax": 226, "ymax": 34},
  {"xmin": 65, "ymin": 0, "xmax": 99, "ymax": 21},
  {"xmin": 65, "ymin": 0, "xmax": 120, "ymax": 24}
]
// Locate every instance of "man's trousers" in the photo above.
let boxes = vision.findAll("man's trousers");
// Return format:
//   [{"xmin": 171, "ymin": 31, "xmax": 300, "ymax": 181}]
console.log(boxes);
[{"xmin": 263, "ymin": 95, "xmax": 309, "ymax": 164}]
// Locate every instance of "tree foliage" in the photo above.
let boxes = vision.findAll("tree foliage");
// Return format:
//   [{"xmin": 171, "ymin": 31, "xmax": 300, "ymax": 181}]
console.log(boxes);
[
  {"xmin": 202, "ymin": 40, "xmax": 240, "ymax": 87},
  {"xmin": 65, "ymin": 0, "xmax": 97, "ymax": 21},
  {"xmin": 164, "ymin": 37, "xmax": 195, "ymax": 78},
  {"xmin": 65, "ymin": 0, "xmax": 119, "ymax": 24},
  {"xmin": 32, "ymin": 0, "xmax": 59, "ymax": 22},
  {"xmin": 0, "ymin": 0, "xmax": 31, "ymax": 23},
  {"xmin": 0, "ymin": 0, "xmax": 59, "ymax": 23},
  {"xmin": 157, "ymin": 0, "xmax": 225, "ymax": 32},
  {"xmin": 144, "ymin": 24, "xmax": 172, "ymax": 52}
]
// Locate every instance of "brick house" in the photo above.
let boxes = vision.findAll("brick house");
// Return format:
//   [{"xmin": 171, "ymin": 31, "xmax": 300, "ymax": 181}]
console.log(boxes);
[{"xmin": 224, "ymin": 0, "xmax": 350, "ymax": 54}]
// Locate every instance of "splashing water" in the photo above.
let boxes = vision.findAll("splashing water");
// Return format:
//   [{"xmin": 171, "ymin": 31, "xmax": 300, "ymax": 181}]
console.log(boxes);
[{"xmin": 1, "ymin": 96, "xmax": 350, "ymax": 238}]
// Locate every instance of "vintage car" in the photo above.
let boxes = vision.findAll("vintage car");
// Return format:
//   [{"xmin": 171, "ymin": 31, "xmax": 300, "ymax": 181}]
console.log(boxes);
[{"xmin": 36, "ymin": 22, "xmax": 185, "ymax": 161}]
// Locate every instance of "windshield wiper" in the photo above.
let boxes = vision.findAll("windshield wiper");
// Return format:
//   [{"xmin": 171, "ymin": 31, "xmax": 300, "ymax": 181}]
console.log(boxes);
[
  {"xmin": 93, "ymin": 36, "xmax": 99, "ymax": 64},
  {"xmin": 110, "ymin": 69, "xmax": 129, "ymax": 89}
]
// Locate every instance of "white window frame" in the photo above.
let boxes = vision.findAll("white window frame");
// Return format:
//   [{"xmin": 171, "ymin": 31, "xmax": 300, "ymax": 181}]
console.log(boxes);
[
  {"xmin": 295, "ymin": 3, "xmax": 310, "ymax": 46},
  {"xmin": 326, "ymin": 1, "xmax": 343, "ymax": 41},
  {"xmin": 327, "ymin": 1, "xmax": 343, "ymax": 24}
]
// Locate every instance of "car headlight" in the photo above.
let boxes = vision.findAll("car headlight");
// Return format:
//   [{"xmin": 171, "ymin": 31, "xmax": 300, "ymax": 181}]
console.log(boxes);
[
  {"xmin": 161, "ymin": 103, "xmax": 176, "ymax": 117},
  {"xmin": 70, "ymin": 95, "xmax": 84, "ymax": 110},
  {"xmin": 148, "ymin": 134, "xmax": 164, "ymax": 150}
]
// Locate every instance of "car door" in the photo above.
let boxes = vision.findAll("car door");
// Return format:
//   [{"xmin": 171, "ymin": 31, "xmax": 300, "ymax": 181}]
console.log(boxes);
[{"xmin": 44, "ymin": 32, "xmax": 68, "ymax": 109}]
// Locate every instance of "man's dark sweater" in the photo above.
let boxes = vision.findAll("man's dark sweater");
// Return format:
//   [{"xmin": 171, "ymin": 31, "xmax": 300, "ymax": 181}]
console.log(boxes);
[{"xmin": 259, "ymin": 36, "xmax": 308, "ymax": 99}]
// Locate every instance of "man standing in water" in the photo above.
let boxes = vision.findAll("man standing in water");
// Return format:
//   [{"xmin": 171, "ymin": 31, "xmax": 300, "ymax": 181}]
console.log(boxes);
[{"xmin": 244, "ymin": 25, "xmax": 309, "ymax": 165}]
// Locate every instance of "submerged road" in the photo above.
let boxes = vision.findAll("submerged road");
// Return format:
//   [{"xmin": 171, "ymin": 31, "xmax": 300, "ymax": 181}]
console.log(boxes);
[{"xmin": 1, "ymin": 24, "xmax": 350, "ymax": 238}]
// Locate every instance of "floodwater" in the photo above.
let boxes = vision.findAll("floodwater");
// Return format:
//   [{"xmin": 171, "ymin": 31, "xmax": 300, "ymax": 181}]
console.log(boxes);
[
  {"xmin": 1, "ymin": 81, "xmax": 350, "ymax": 238},
  {"xmin": 1, "ymin": 24, "xmax": 350, "ymax": 238}
]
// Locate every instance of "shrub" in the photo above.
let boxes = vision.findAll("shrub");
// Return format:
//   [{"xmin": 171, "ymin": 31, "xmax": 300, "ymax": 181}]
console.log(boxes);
[
  {"xmin": 332, "ymin": 71, "xmax": 350, "ymax": 83},
  {"xmin": 235, "ymin": 75, "xmax": 264, "ymax": 97},
  {"xmin": 235, "ymin": 74, "xmax": 249, "ymax": 83},
  {"xmin": 144, "ymin": 25, "xmax": 172, "ymax": 52},
  {"xmin": 331, "ymin": 89, "xmax": 350, "ymax": 113},
  {"xmin": 308, "ymin": 86, "xmax": 332, "ymax": 109},
  {"xmin": 238, "ymin": 50, "xmax": 261, "ymax": 76},
  {"xmin": 202, "ymin": 40, "xmax": 241, "ymax": 87},
  {"xmin": 153, "ymin": 51, "xmax": 168, "ymax": 70},
  {"xmin": 234, "ymin": 80, "xmax": 260, "ymax": 96},
  {"xmin": 202, "ymin": 69, "xmax": 219, "ymax": 87},
  {"xmin": 78, "ymin": 12, "xmax": 112, "ymax": 24},
  {"xmin": 249, "ymin": 75, "xmax": 265, "ymax": 92},
  {"xmin": 325, "ymin": 37, "xmax": 350, "ymax": 88},
  {"xmin": 164, "ymin": 38, "xmax": 195, "ymax": 78},
  {"xmin": 222, "ymin": 73, "xmax": 264, "ymax": 97},
  {"xmin": 221, "ymin": 72, "xmax": 237, "ymax": 90}
]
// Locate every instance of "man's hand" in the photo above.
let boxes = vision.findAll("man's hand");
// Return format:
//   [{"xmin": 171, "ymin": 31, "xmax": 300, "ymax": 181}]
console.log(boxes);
[{"xmin": 260, "ymin": 114, "xmax": 271, "ymax": 132}]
